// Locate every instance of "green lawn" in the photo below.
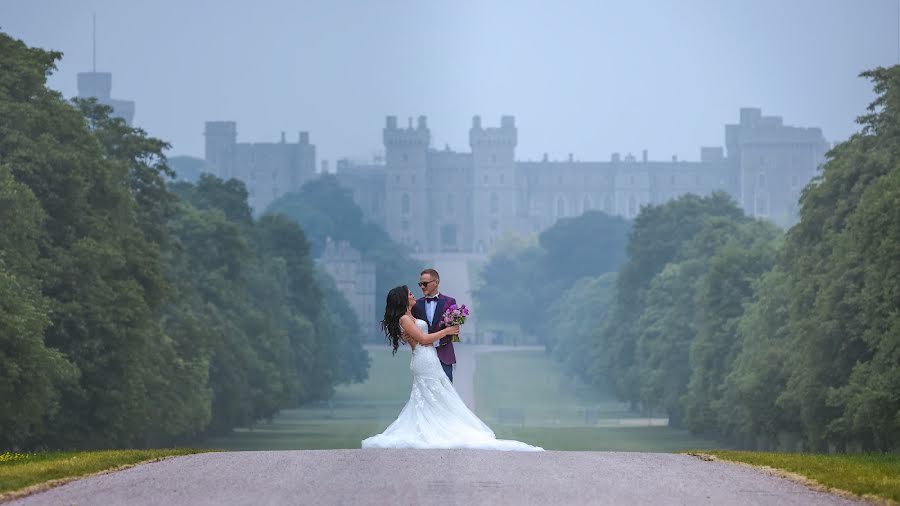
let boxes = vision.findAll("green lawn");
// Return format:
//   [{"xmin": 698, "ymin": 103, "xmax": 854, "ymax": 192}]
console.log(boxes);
[
  {"xmin": 476, "ymin": 351, "xmax": 649, "ymax": 425},
  {"xmin": 494, "ymin": 427, "xmax": 721, "ymax": 452},
  {"xmin": 212, "ymin": 347, "xmax": 720, "ymax": 452},
  {"xmin": 474, "ymin": 350, "xmax": 721, "ymax": 452},
  {"xmin": 209, "ymin": 347, "xmax": 410, "ymax": 451},
  {"xmin": 0, "ymin": 449, "xmax": 205, "ymax": 497},
  {"xmin": 703, "ymin": 450, "xmax": 900, "ymax": 503}
]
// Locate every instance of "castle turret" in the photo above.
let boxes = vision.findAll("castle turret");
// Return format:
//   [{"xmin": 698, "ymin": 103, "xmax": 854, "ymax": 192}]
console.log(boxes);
[
  {"xmin": 204, "ymin": 121, "xmax": 237, "ymax": 180},
  {"xmin": 383, "ymin": 115, "xmax": 430, "ymax": 251},
  {"xmin": 470, "ymin": 115, "xmax": 517, "ymax": 253}
]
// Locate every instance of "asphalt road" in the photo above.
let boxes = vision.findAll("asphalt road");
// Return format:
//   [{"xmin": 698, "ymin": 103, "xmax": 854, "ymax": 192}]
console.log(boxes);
[{"xmin": 8, "ymin": 450, "xmax": 862, "ymax": 505}]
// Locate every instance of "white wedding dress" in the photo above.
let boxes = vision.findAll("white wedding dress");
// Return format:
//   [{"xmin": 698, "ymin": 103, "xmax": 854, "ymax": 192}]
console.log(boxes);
[{"xmin": 362, "ymin": 319, "xmax": 543, "ymax": 452}]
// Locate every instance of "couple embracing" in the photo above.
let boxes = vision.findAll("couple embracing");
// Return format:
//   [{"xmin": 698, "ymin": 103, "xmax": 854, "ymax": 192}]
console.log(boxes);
[{"xmin": 361, "ymin": 268, "xmax": 542, "ymax": 452}]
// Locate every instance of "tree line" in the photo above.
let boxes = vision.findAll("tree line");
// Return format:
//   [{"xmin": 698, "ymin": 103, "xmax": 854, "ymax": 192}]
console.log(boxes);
[
  {"xmin": 475, "ymin": 66, "xmax": 899, "ymax": 452},
  {"xmin": 0, "ymin": 33, "xmax": 371, "ymax": 450}
]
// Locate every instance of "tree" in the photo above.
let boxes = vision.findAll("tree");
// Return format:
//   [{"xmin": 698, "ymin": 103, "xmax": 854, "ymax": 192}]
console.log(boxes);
[{"xmin": 267, "ymin": 175, "xmax": 424, "ymax": 334}]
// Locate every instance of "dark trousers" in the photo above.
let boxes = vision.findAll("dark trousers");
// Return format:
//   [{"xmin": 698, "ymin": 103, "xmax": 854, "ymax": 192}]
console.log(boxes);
[{"xmin": 442, "ymin": 363, "xmax": 453, "ymax": 382}]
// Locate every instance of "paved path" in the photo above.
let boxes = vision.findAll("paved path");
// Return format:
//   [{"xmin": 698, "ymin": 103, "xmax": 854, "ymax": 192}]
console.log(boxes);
[{"xmin": 9, "ymin": 450, "xmax": 862, "ymax": 505}]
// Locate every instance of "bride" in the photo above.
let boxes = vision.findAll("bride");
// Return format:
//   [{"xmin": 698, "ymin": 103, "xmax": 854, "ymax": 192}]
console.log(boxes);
[{"xmin": 362, "ymin": 285, "xmax": 543, "ymax": 452}]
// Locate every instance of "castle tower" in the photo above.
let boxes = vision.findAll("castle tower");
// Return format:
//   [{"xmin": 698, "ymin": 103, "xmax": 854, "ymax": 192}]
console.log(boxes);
[
  {"xmin": 204, "ymin": 121, "xmax": 237, "ymax": 180},
  {"xmin": 470, "ymin": 115, "xmax": 517, "ymax": 253},
  {"xmin": 728, "ymin": 108, "xmax": 827, "ymax": 227},
  {"xmin": 383, "ymin": 115, "xmax": 429, "ymax": 251},
  {"xmin": 75, "ymin": 14, "xmax": 135, "ymax": 125}
]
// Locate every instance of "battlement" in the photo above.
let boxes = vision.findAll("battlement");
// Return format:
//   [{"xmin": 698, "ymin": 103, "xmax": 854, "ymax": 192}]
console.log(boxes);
[
  {"xmin": 469, "ymin": 115, "xmax": 517, "ymax": 147},
  {"xmin": 383, "ymin": 115, "xmax": 430, "ymax": 146}
]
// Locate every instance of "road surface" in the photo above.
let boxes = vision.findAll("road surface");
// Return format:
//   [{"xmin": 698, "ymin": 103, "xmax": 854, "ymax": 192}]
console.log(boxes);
[{"xmin": 8, "ymin": 450, "xmax": 862, "ymax": 505}]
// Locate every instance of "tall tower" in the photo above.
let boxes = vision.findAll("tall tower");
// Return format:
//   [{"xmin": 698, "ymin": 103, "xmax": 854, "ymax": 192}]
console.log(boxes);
[
  {"xmin": 383, "ymin": 116, "xmax": 429, "ymax": 251},
  {"xmin": 75, "ymin": 13, "xmax": 135, "ymax": 125},
  {"xmin": 470, "ymin": 116, "xmax": 517, "ymax": 253},
  {"xmin": 204, "ymin": 121, "xmax": 237, "ymax": 180}
]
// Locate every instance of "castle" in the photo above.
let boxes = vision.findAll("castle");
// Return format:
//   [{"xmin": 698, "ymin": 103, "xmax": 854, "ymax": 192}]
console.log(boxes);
[
  {"xmin": 334, "ymin": 108, "xmax": 828, "ymax": 253},
  {"xmin": 203, "ymin": 107, "xmax": 828, "ymax": 253},
  {"xmin": 316, "ymin": 238, "xmax": 376, "ymax": 339},
  {"xmin": 204, "ymin": 122, "xmax": 317, "ymax": 212}
]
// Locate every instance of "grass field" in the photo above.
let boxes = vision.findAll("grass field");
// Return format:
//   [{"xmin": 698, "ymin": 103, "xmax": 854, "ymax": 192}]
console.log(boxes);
[
  {"xmin": 474, "ymin": 350, "xmax": 721, "ymax": 452},
  {"xmin": 210, "ymin": 347, "xmax": 721, "ymax": 452},
  {"xmin": 475, "ymin": 351, "xmax": 636, "ymax": 426},
  {"xmin": 0, "ymin": 449, "xmax": 206, "ymax": 496},
  {"xmin": 207, "ymin": 347, "xmax": 409, "ymax": 450},
  {"xmin": 704, "ymin": 450, "xmax": 900, "ymax": 503}
]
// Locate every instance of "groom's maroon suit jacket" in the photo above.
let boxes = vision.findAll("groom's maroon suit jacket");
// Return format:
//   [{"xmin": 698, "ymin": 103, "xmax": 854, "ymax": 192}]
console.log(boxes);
[{"xmin": 412, "ymin": 293, "xmax": 457, "ymax": 365}]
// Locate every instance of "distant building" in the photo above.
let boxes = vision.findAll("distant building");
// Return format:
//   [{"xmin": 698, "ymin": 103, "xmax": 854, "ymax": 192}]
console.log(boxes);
[
  {"xmin": 76, "ymin": 71, "xmax": 135, "ymax": 125},
  {"xmin": 204, "ymin": 122, "xmax": 316, "ymax": 213},
  {"xmin": 334, "ymin": 108, "xmax": 827, "ymax": 252},
  {"xmin": 317, "ymin": 238, "xmax": 377, "ymax": 340}
]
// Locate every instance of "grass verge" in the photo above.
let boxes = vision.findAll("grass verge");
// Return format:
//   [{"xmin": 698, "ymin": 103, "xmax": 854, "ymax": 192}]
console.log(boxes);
[
  {"xmin": 0, "ymin": 448, "xmax": 207, "ymax": 500},
  {"xmin": 694, "ymin": 450, "xmax": 900, "ymax": 503}
]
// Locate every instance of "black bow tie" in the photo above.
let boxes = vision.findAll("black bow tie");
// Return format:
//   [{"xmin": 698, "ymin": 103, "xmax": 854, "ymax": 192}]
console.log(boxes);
[{"xmin": 425, "ymin": 297, "xmax": 438, "ymax": 303}]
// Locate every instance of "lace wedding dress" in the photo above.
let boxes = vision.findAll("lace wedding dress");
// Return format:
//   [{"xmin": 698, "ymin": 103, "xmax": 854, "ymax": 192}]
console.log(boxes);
[{"xmin": 362, "ymin": 318, "xmax": 543, "ymax": 451}]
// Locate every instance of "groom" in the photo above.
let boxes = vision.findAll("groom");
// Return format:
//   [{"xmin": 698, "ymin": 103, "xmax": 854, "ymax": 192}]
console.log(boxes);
[{"xmin": 412, "ymin": 268, "xmax": 457, "ymax": 382}]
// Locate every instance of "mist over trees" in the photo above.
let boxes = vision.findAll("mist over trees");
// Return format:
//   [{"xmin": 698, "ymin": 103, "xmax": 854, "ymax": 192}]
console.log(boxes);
[
  {"xmin": 475, "ymin": 66, "xmax": 900, "ymax": 452},
  {"xmin": 0, "ymin": 33, "xmax": 369, "ymax": 450},
  {"xmin": 266, "ymin": 174, "xmax": 426, "ymax": 334}
]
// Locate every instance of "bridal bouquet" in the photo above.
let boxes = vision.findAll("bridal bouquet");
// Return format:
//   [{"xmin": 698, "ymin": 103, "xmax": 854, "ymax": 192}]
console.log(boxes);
[{"xmin": 440, "ymin": 304, "xmax": 470, "ymax": 342}]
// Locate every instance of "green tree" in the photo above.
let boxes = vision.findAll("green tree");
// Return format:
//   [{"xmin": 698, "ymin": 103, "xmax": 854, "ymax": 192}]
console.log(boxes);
[
  {"xmin": 0, "ymin": 165, "xmax": 77, "ymax": 449},
  {"xmin": 602, "ymin": 193, "xmax": 745, "ymax": 404},
  {"xmin": 267, "ymin": 175, "xmax": 423, "ymax": 335},
  {"xmin": 776, "ymin": 66, "xmax": 900, "ymax": 451}
]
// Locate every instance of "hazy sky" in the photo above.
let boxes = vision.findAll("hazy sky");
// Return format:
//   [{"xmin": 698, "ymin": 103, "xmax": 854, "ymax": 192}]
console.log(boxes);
[{"xmin": 2, "ymin": 1, "xmax": 897, "ymax": 165}]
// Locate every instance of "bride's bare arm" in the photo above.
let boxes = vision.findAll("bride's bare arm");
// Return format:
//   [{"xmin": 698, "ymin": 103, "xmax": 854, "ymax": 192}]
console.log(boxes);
[{"xmin": 399, "ymin": 315, "xmax": 460, "ymax": 345}]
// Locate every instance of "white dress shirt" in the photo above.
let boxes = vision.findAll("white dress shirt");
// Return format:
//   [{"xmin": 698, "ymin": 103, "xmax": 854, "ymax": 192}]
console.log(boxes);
[{"xmin": 425, "ymin": 293, "xmax": 441, "ymax": 347}]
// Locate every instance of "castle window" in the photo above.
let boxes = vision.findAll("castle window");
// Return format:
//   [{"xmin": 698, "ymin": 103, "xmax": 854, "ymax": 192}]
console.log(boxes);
[
  {"xmin": 500, "ymin": 174, "xmax": 505, "ymax": 184},
  {"xmin": 395, "ymin": 175, "xmax": 400, "ymax": 184},
  {"xmin": 490, "ymin": 193, "xmax": 499, "ymax": 214},
  {"xmin": 492, "ymin": 154, "xmax": 497, "ymax": 163},
  {"xmin": 695, "ymin": 175, "xmax": 701, "ymax": 185},
  {"xmin": 628, "ymin": 195, "xmax": 637, "ymax": 217},
  {"xmin": 557, "ymin": 197, "xmax": 565, "ymax": 217},
  {"xmin": 402, "ymin": 193, "xmax": 410, "ymax": 214},
  {"xmin": 558, "ymin": 175, "xmax": 563, "ymax": 185},
  {"xmin": 411, "ymin": 175, "xmax": 416, "ymax": 184},
  {"xmin": 447, "ymin": 195, "xmax": 454, "ymax": 213},
  {"xmin": 758, "ymin": 172, "xmax": 767, "ymax": 188},
  {"xmin": 630, "ymin": 175, "xmax": 635, "ymax": 185},
  {"xmin": 401, "ymin": 220, "xmax": 409, "ymax": 231},
  {"xmin": 670, "ymin": 175, "xmax": 676, "ymax": 185},
  {"xmin": 491, "ymin": 220, "xmax": 498, "ymax": 231},
  {"xmin": 403, "ymin": 153, "xmax": 408, "ymax": 162},
  {"xmin": 484, "ymin": 175, "xmax": 488, "ymax": 184}
]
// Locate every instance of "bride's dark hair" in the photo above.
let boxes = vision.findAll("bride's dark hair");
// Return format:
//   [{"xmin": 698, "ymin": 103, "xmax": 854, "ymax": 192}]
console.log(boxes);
[{"xmin": 381, "ymin": 285, "xmax": 410, "ymax": 355}]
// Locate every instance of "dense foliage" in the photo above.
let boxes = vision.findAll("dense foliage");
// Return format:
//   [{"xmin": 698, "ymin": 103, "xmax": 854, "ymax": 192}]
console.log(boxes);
[
  {"xmin": 0, "ymin": 33, "xmax": 368, "ymax": 450},
  {"xmin": 475, "ymin": 66, "xmax": 900, "ymax": 451},
  {"xmin": 266, "ymin": 175, "xmax": 426, "ymax": 338}
]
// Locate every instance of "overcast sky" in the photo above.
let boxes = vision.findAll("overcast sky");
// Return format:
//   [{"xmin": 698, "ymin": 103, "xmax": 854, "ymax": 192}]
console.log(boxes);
[{"xmin": 2, "ymin": 0, "xmax": 897, "ymax": 165}]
